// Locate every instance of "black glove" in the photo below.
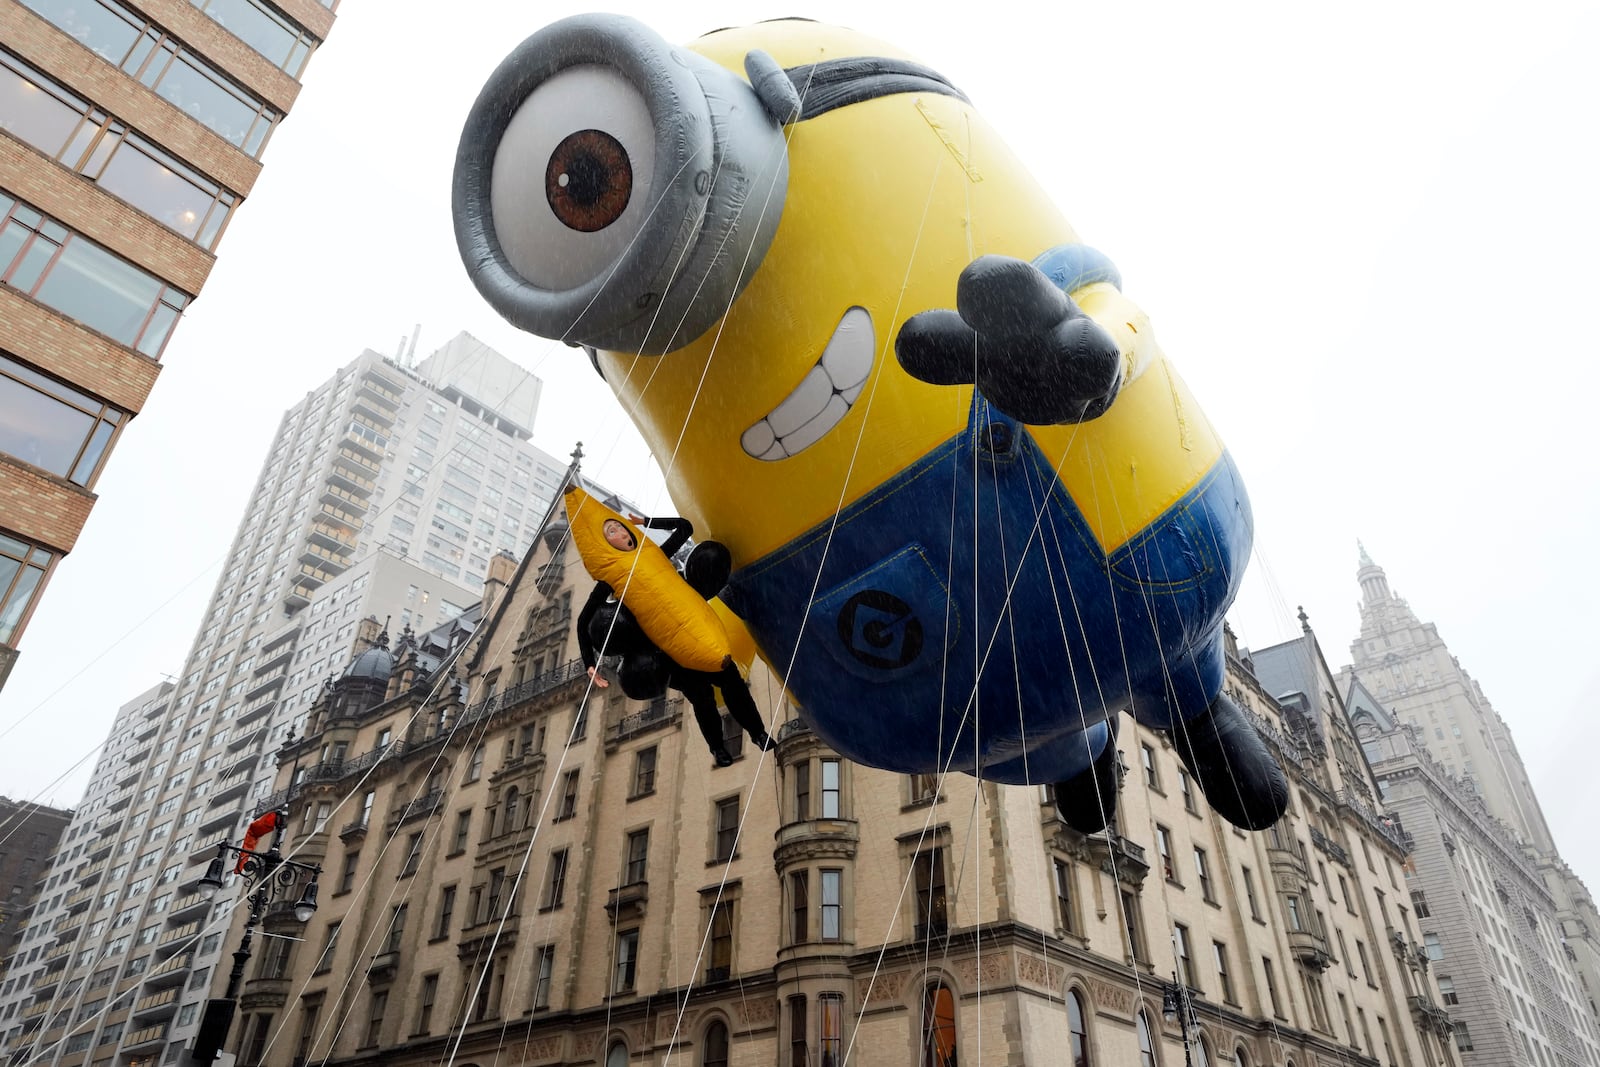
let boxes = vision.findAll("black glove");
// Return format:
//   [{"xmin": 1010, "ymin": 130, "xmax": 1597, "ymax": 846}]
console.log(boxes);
[{"xmin": 896, "ymin": 255, "xmax": 1123, "ymax": 424}]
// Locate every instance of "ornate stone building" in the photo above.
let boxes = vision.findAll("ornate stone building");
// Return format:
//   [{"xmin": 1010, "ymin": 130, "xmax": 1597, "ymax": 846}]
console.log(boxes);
[
  {"xmin": 1346, "ymin": 679, "xmax": 1600, "ymax": 1067},
  {"xmin": 205, "ymin": 480, "xmax": 1458, "ymax": 1067},
  {"xmin": 1347, "ymin": 548, "xmax": 1600, "ymax": 1040}
]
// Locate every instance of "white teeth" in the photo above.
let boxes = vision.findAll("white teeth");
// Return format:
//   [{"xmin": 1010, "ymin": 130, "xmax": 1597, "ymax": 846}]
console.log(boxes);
[{"xmin": 741, "ymin": 307, "xmax": 874, "ymax": 461}]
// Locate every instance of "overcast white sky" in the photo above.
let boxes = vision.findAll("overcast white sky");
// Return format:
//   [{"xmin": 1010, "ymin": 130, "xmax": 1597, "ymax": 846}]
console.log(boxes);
[{"xmin": 3, "ymin": 0, "xmax": 1597, "ymax": 895}]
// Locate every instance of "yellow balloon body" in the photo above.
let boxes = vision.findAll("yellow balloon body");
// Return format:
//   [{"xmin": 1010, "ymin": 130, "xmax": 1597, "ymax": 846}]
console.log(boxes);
[
  {"xmin": 563, "ymin": 486, "xmax": 733, "ymax": 674},
  {"xmin": 599, "ymin": 22, "xmax": 1224, "ymax": 567}
]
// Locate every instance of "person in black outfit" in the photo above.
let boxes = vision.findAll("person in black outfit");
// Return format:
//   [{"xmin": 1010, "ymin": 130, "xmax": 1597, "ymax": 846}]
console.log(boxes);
[{"xmin": 575, "ymin": 513, "xmax": 775, "ymax": 767}]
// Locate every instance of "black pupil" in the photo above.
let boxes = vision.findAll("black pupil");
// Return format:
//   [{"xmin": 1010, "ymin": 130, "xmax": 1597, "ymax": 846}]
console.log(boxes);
[{"xmin": 563, "ymin": 152, "xmax": 610, "ymax": 206}]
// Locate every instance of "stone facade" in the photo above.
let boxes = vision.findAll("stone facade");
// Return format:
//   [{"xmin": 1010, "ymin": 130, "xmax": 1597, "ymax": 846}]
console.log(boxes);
[{"xmin": 209, "ymin": 480, "xmax": 1459, "ymax": 1067}]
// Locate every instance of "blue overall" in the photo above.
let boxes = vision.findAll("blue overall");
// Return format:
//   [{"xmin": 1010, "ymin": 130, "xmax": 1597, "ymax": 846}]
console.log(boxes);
[{"xmin": 720, "ymin": 249, "xmax": 1253, "ymax": 785}]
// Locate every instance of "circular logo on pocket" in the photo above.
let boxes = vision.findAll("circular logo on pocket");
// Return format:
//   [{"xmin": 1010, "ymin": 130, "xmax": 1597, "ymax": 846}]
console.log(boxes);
[{"xmin": 837, "ymin": 590, "xmax": 924, "ymax": 670}]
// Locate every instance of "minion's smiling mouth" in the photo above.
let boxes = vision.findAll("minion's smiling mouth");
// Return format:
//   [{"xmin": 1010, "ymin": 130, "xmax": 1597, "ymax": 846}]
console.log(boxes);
[{"xmin": 740, "ymin": 307, "xmax": 873, "ymax": 461}]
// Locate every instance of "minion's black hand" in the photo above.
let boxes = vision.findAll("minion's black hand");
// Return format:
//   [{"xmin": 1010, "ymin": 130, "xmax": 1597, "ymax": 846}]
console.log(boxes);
[{"xmin": 896, "ymin": 255, "xmax": 1122, "ymax": 424}]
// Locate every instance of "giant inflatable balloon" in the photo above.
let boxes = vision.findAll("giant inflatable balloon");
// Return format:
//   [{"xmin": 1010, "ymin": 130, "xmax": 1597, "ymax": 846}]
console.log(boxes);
[{"xmin": 452, "ymin": 16, "xmax": 1289, "ymax": 831}]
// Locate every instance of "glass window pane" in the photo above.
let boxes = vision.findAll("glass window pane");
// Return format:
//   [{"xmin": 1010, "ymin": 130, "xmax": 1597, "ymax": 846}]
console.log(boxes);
[
  {"xmin": 151, "ymin": 54, "xmax": 258, "ymax": 149},
  {"xmin": 34, "ymin": 239, "xmax": 161, "ymax": 345},
  {"xmin": 96, "ymin": 137, "xmax": 216, "ymax": 240},
  {"xmin": 18, "ymin": 0, "xmax": 145, "ymax": 65},
  {"xmin": 0, "ymin": 372, "xmax": 95, "ymax": 477},
  {"xmin": 9, "ymin": 235, "xmax": 59, "ymax": 292},
  {"xmin": 72, "ymin": 418, "xmax": 116, "ymax": 485},
  {"xmin": 0, "ymin": 561, "xmax": 45, "ymax": 642},
  {"xmin": 195, "ymin": 0, "xmax": 311, "ymax": 73},
  {"xmin": 0, "ymin": 58, "xmax": 86, "ymax": 158}
]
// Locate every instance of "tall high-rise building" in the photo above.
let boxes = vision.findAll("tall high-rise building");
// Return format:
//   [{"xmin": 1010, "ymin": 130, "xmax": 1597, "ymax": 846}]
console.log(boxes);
[
  {"xmin": 0, "ymin": 796, "xmax": 72, "ymax": 980},
  {"xmin": 1346, "ymin": 547, "xmax": 1600, "ymax": 1040},
  {"xmin": 194, "ymin": 486, "xmax": 1459, "ymax": 1067},
  {"xmin": 0, "ymin": 0, "xmax": 339, "ymax": 693},
  {"xmin": 0, "ymin": 336, "xmax": 569, "ymax": 1066},
  {"xmin": 1345, "ymin": 680, "xmax": 1600, "ymax": 1067}
]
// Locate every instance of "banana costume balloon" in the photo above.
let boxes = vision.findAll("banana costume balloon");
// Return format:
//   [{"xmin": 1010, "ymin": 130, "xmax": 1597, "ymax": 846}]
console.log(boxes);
[
  {"xmin": 564, "ymin": 485, "xmax": 733, "ymax": 674},
  {"xmin": 455, "ymin": 16, "xmax": 1289, "ymax": 830}
]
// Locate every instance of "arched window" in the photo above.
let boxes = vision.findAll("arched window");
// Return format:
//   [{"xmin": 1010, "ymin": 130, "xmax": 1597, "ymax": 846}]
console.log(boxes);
[
  {"xmin": 1234, "ymin": 1045, "xmax": 1250, "ymax": 1067},
  {"xmin": 921, "ymin": 984, "xmax": 957, "ymax": 1067},
  {"xmin": 606, "ymin": 1040, "xmax": 627, "ymax": 1067},
  {"xmin": 1192, "ymin": 1035, "xmax": 1210, "ymax": 1067},
  {"xmin": 1068, "ymin": 990, "xmax": 1090, "ymax": 1067},
  {"xmin": 502, "ymin": 787, "xmax": 520, "ymax": 834},
  {"xmin": 1135, "ymin": 1011, "xmax": 1158, "ymax": 1067},
  {"xmin": 702, "ymin": 1020, "xmax": 729, "ymax": 1067}
]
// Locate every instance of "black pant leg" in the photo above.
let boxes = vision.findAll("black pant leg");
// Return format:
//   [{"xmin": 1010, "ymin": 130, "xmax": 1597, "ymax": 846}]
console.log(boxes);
[
  {"xmin": 717, "ymin": 665, "xmax": 768, "ymax": 738},
  {"xmin": 672, "ymin": 669, "xmax": 726, "ymax": 754}
]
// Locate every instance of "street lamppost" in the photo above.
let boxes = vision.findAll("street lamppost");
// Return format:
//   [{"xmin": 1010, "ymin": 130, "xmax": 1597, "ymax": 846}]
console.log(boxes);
[
  {"xmin": 186, "ymin": 812, "xmax": 320, "ymax": 1066},
  {"xmin": 1163, "ymin": 972, "xmax": 1202, "ymax": 1067}
]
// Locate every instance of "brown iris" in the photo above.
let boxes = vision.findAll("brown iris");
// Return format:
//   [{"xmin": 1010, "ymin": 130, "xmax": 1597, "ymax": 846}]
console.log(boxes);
[{"xmin": 545, "ymin": 129, "xmax": 633, "ymax": 232}]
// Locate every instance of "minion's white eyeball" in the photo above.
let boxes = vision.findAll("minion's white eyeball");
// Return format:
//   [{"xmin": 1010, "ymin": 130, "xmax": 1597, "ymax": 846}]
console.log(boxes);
[{"xmin": 490, "ymin": 65, "xmax": 656, "ymax": 291}]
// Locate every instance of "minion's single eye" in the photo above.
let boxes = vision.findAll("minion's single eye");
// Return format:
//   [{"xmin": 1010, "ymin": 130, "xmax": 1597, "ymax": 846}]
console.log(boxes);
[
  {"xmin": 489, "ymin": 65, "xmax": 655, "ymax": 291},
  {"xmin": 546, "ymin": 129, "xmax": 632, "ymax": 233}
]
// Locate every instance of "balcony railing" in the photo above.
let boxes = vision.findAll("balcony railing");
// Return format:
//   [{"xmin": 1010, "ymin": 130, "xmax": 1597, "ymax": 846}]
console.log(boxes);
[
  {"xmin": 609, "ymin": 697, "xmax": 681, "ymax": 743},
  {"xmin": 1309, "ymin": 827, "xmax": 1351, "ymax": 867},
  {"xmin": 1333, "ymin": 790, "xmax": 1411, "ymax": 854},
  {"xmin": 459, "ymin": 659, "xmax": 587, "ymax": 724}
]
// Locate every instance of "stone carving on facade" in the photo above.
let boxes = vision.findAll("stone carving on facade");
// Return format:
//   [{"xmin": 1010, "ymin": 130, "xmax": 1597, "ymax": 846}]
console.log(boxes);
[
  {"xmin": 1088, "ymin": 978, "xmax": 1135, "ymax": 1020},
  {"xmin": 857, "ymin": 969, "xmax": 910, "ymax": 1008},
  {"xmin": 1016, "ymin": 953, "xmax": 1065, "ymax": 994}
]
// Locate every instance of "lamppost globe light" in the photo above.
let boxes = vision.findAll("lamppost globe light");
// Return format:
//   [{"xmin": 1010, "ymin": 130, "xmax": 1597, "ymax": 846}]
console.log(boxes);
[
  {"xmin": 197, "ymin": 856, "xmax": 226, "ymax": 901},
  {"xmin": 293, "ymin": 880, "xmax": 319, "ymax": 923}
]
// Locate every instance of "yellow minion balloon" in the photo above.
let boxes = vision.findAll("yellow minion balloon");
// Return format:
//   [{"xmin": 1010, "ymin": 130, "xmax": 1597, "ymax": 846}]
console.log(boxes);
[{"xmin": 454, "ymin": 15, "xmax": 1288, "ymax": 831}]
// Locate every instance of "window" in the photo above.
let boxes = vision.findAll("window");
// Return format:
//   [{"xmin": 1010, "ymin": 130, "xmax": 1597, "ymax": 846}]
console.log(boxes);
[
  {"xmin": 543, "ymin": 848, "xmax": 569, "ymax": 909},
  {"xmin": 1175, "ymin": 924, "xmax": 1196, "ymax": 988},
  {"xmin": 1242, "ymin": 866, "xmax": 1261, "ymax": 920},
  {"xmin": 557, "ymin": 770, "xmax": 580, "ymax": 820},
  {"xmin": 451, "ymin": 811, "xmax": 471, "ymax": 854},
  {"xmin": 500, "ymin": 787, "xmax": 521, "ymax": 835},
  {"xmin": 0, "ymin": 196, "xmax": 189, "ymax": 357},
  {"xmin": 363, "ymin": 989, "xmax": 386, "ymax": 1047},
  {"xmin": 789, "ymin": 996, "xmax": 808, "ymax": 1067},
  {"xmin": 706, "ymin": 901, "xmax": 733, "ymax": 982},
  {"xmin": 533, "ymin": 945, "xmax": 554, "ymax": 1009},
  {"xmin": 416, "ymin": 974, "xmax": 437, "ymax": 1035},
  {"xmin": 1120, "ymin": 890, "xmax": 1144, "ymax": 962},
  {"xmin": 1194, "ymin": 847, "xmax": 1214, "ymax": 902},
  {"xmin": 713, "ymin": 796, "xmax": 740, "ymax": 862},
  {"xmin": 314, "ymin": 921, "xmax": 339, "ymax": 973},
  {"xmin": 1424, "ymin": 933, "xmax": 1444, "ymax": 961},
  {"xmin": 1286, "ymin": 894, "xmax": 1304, "ymax": 931},
  {"xmin": 1177, "ymin": 768, "xmax": 1196, "ymax": 813},
  {"xmin": 1411, "ymin": 889, "xmax": 1431, "ymax": 919},
  {"xmin": 820, "ymin": 759, "xmax": 841, "ymax": 818},
  {"xmin": 0, "ymin": 351, "xmax": 123, "ymax": 486},
  {"xmin": 484, "ymin": 868, "xmax": 508, "ymax": 921},
  {"xmin": 1067, "ymin": 990, "xmax": 1089, "ymax": 1067},
  {"xmin": 820, "ymin": 869, "xmax": 842, "ymax": 941},
  {"xmin": 0, "ymin": 531, "xmax": 54, "ymax": 643},
  {"xmin": 624, "ymin": 829, "xmax": 649, "ymax": 884},
  {"xmin": 1437, "ymin": 975, "xmax": 1458, "ymax": 1005},
  {"xmin": 1141, "ymin": 743, "xmax": 1158, "ymax": 789},
  {"xmin": 338, "ymin": 852, "xmax": 359, "ymax": 895},
  {"xmin": 818, "ymin": 993, "xmax": 843, "ymax": 1067},
  {"xmin": 632, "ymin": 747, "xmax": 658, "ymax": 797},
  {"xmin": 913, "ymin": 848, "xmax": 948, "ymax": 937},
  {"xmin": 465, "ymin": 745, "xmax": 484, "ymax": 783},
  {"xmin": 1156, "ymin": 825, "xmax": 1176, "ymax": 882},
  {"xmin": 401, "ymin": 832, "xmax": 424, "ymax": 876},
  {"xmin": 1213, "ymin": 941, "xmax": 1234, "ymax": 1003},
  {"xmin": 385, "ymin": 904, "xmax": 407, "ymax": 953},
  {"xmin": 434, "ymin": 886, "xmax": 456, "ymax": 939},
  {"xmin": 1135, "ymin": 1011, "xmax": 1156, "ymax": 1067},
  {"xmin": 1053, "ymin": 857, "xmax": 1076, "ymax": 933},
  {"xmin": 613, "ymin": 929, "xmax": 639, "ymax": 993},
  {"xmin": 189, "ymin": 0, "xmax": 317, "ymax": 77},
  {"xmin": 790, "ymin": 871, "xmax": 809, "ymax": 944},
  {"xmin": 793, "ymin": 761, "xmax": 811, "ymax": 820},
  {"xmin": 921, "ymin": 984, "xmax": 957, "ymax": 1067},
  {"xmin": 702, "ymin": 1020, "xmax": 730, "ymax": 1067},
  {"xmin": 1357, "ymin": 940, "xmax": 1374, "ymax": 986},
  {"xmin": 909, "ymin": 773, "xmax": 939, "ymax": 804}
]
